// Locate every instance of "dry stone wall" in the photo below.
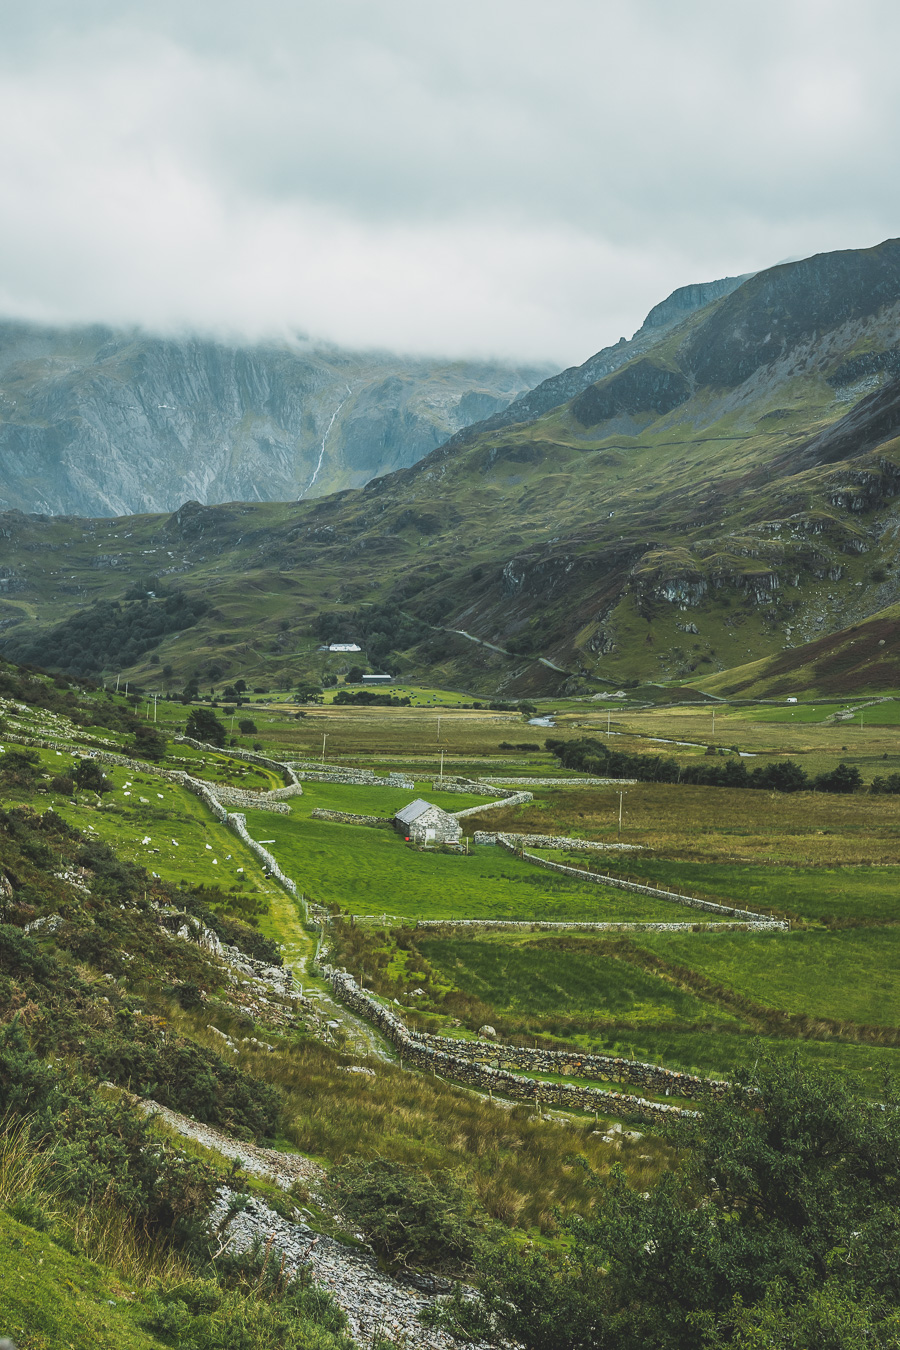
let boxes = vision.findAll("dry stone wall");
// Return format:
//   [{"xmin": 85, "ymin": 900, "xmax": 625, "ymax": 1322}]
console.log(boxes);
[
  {"xmin": 226, "ymin": 813, "xmax": 300, "ymax": 902},
  {"xmin": 494, "ymin": 834, "xmax": 788, "ymax": 929},
  {"xmin": 481, "ymin": 776, "xmax": 637, "ymax": 787},
  {"xmin": 176, "ymin": 737, "xmax": 303, "ymax": 789},
  {"xmin": 474, "ymin": 830, "xmax": 642, "ymax": 853},
  {"xmin": 324, "ymin": 967, "xmax": 700, "ymax": 1123},
  {"xmin": 415, "ymin": 917, "xmax": 770, "ymax": 934},
  {"xmin": 310, "ymin": 808, "xmax": 392, "ymax": 828},
  {"xmin": 289, "ymin": 760, "xmax": 414, "ymax": 789},
  {"xmin": 414, "ymin": 1029, "xmax": 727, "ymax": 1101},
  {"xmin": 453, "ymin": 791, "xmax": 533, "ymax": 820}
]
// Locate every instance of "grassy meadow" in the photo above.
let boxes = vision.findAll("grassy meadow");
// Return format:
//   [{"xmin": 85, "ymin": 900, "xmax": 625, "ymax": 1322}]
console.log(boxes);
[{"xmin": 242, "ymin": 801, "xmax": 691, "ymax": 923}]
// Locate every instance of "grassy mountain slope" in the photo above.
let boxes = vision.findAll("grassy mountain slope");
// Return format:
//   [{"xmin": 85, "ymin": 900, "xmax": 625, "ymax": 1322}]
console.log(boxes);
[{"xmin": 3, "ymin": 240, "xmax": 900, "ymax": 695}]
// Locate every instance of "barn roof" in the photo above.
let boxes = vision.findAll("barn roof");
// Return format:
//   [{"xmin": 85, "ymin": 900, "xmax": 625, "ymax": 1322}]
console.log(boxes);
[{"xmin": 394, "ymin": 798, "xmax": 438, "ymax": 825}]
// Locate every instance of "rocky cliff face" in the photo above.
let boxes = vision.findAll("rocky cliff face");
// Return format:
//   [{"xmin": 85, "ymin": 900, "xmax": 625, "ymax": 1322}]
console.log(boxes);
[
  {"xmin": 437, "ymin": 272, "xmax": 750, "ymax": 449},
  {"xmin": 0, "ymin": 322, "xmax": 551, "ymax": 517}
]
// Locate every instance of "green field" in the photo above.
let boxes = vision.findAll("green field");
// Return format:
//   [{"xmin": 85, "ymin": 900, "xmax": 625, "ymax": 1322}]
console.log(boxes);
[
  {"xmin": 241, "ymin": 805, "xmax": 699, "ymax": 923},
  {"xmin": 549, "ymin": 854, "xmax": 900, "ymax": 923},
  {"xmin": 419, "ymin": 934, "xmax": 741, "ymax": 1026},
  {"xmin": 634, "ymin": 927, "xmax": 900, "ymax": 1028}
]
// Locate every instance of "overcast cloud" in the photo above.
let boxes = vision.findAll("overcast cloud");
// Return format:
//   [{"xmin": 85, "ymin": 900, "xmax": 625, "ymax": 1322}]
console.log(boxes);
[{"xmin": 0, "ymin": 0, "xmax": 897, "ymax": 363}]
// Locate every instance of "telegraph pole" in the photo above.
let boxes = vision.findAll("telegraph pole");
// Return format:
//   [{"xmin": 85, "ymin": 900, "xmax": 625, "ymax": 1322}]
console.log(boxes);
[
  {"xmin": 439, "ymin": 749, "xmax": 444, "ymax": 783},
  {"xmin": 607, "ymin": 710, "xmax": 611, "ymax": 737},
  {"xmin": 618, "ymin": 790, "xmax": 624, "ymax": 834},
  {"xmin": 321, "ymin": 733, "xmax": 327, "ymax": 762}
]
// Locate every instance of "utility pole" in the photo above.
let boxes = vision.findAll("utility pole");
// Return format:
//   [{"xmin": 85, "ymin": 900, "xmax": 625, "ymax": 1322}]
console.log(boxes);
[
  {"xmin": 618, "ymin": 790, "xmax": 624, "ymax": 834},
  {"xmin": 115, "ymin": 674, "xmax": 120, "ymax": 693},
  {"xmin": 712, "ymin": 709, "xmax": 716, "ymax": 737},
  {"xmin": 439, "ymin": 749, "xmax": 444, "ymax": 783},
  {"xmin": 607, "ymin": 710, "xmax": 611, "ymax": 737},
  {"xmin": 321, "ymin": 733, "xmax": 327, "ymax": 763},
  {"xmin": 154, "ymin": 695, "xmax": 158, "ymax": 723}
]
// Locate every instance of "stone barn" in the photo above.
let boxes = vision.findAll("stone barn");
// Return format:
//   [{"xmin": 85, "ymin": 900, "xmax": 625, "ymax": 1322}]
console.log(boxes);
[{"xmin": 394, "ymin": 798, "xmax": 462, "ymax": 847}]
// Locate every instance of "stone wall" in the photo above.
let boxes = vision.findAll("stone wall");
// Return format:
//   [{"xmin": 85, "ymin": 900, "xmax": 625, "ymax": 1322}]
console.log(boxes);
[
  {"xmin": 175, "ymin": 737, "xmax": 303, "ymax": 791},
  {"xmin": 453, "ymin": 791, "xmax": 533, "ymax": 820},
  {"xmin": 207, "ymin": 784, "xmax": 291, "ymax": 813},
  {"xmin": 474, "ymin": 831, "xmax": 642, "ymax": 852},
  {"xmin": 310, "ymin": 808, "xmax": 392, "ymax": 828},
  {"xmin": 430, "ymin": 778, "xmax": 523, "ymax": 797},
  {"xmin": 226, "ymin": 813, "xmax": 300, "ymax": 903},
  {"xmin": 289, "ymin": 760, "xmax": 414, "ymax": 789},
  {"xmin": 324, "ymin": 966, "xmax": 701, "ymax": 1123},
  {"xmin": 481, "ymin": 777, "xmax": 638, "ymax": 787},
  {"xmin": 413, "ymin": 1028, "xmax": 727, "ymax": 1100},
  {"xmin": 495, "ymin": 834, "xmax": 788, "ymax": 929},
  {"xmin": 415, "ymin": 917, "xmax": 774, "ymax": 933}
]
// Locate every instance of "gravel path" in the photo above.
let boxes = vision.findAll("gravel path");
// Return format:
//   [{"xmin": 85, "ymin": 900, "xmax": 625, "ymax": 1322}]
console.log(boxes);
[
  {"xmin": 137, "ymin": 1097, "xmax": 326, "ymax": 1193},
  {"xmin": 140, "ymin": 1100, "xmax": 472, "ymax": 1348},
  {"xmin": 210, "ymin": 1187, "xmax": 462, "ymax": 1349}
]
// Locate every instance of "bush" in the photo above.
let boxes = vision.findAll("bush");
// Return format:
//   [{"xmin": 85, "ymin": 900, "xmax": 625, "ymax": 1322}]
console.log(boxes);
[
  {"xmin": 0, "ymin": 749, "xmax": 41, "ymax": 789},
  {"xmin": 458, "ymin": 1053, "xmax": 900, "ymax": 1349},
  {"xmin": 325, "ymin": 1158, "xmax": 482, "ymax": 1272},
  {"xmin": 49, "ymin": 773, "xmax": 75, "ymax": 795},
  {"xmin": 73, "ymin": 757, "xmax": 112, "ymax": 795}
]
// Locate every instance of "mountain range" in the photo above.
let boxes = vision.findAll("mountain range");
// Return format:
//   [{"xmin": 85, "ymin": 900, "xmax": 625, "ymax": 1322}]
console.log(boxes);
[
  {"xmin": 3, "ymin": 238, "xmax": 900, "ymax": 697},
  {"xmin": 0, "ymin": 322, "xmax": 553, "ymax": 516}
]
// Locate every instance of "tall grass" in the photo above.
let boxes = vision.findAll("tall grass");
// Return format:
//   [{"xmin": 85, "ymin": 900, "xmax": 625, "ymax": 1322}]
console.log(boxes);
[{"xmin": 0, "ymin": 1113, "xmax": 190, "ymax": 1287}]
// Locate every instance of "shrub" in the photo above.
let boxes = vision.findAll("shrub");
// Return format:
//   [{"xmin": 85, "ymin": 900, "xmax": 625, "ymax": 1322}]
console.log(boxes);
[
  {"xmin": 73, "ymin": 757, "xmax": 112, "ymax": 795},
  {"xmin": 325, "ymin": 1157, "xmax": 482, "ymax": 1272},
  {"xmin": 0, "ymin": 749, "xmax": 41, "ymax": 789}
]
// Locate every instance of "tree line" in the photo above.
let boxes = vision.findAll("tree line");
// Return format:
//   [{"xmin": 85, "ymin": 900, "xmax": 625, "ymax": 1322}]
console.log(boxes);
[{"xmin": 546, "ymin": 737, "xmax": 866, "ymax": 793}]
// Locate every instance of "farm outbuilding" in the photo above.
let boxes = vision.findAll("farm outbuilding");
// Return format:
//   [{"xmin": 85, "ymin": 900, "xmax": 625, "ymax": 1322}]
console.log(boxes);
[{"xmin": 394, "ymin": 798, "xmax": 462, "ymax": 847}]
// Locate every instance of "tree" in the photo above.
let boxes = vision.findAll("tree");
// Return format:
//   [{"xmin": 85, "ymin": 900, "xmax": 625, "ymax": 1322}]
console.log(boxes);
[
  {"xmin": 345, "ymin": 666, "xmax": 364, "ymax": 683},
  {"xmin": 238, "ymin": 719, "xmax": 257, "ymax": 735},
  {"xmin": 132, "ymin": 724, "xmax": 167, "ymax": 762},
  {"xmin": 234, "ymin": 679, "xmax": 247, "ymax": 693},
  {"xmin": 446, "ymin": 1055, "xmax": 900, "ymax": 1350},
  {"xmin": 813, "ymin": 762, "xmax": 863, "ymax": 794},
  {"xmin": 185, "ymin": 708, "xmax": 227, "ymax": 747}
]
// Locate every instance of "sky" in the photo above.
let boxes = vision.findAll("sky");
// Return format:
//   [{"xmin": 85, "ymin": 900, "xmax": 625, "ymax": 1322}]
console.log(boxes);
[{"xmin": 0, "ymin": 0, "xmax": 898, "ymax": 365}]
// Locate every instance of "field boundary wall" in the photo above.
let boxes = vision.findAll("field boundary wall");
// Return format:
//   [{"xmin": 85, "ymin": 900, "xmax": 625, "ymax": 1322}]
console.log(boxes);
[
  {"xmin": 324, "ymin": 966, "xmax": 705, "ymax": 1122},
  {"xmin": 493, "ymin": 834, "xmax": 788, "ymax": 928},
  {"xmin": 310, "ymin": 809, "xmax": 392, "ymax": 828}
]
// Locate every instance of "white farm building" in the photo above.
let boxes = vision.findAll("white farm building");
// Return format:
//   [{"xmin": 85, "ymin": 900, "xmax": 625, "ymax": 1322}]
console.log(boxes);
[{"xmin": 394, "ymin": 799, "xmax": 462, "ymax": 847}]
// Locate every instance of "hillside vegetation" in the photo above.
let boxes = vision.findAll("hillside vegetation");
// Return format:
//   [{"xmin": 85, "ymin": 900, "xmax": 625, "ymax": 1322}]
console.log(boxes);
[{"xmin": 3, "ymin": 240, "xmax": 900, "ymax": 698}]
